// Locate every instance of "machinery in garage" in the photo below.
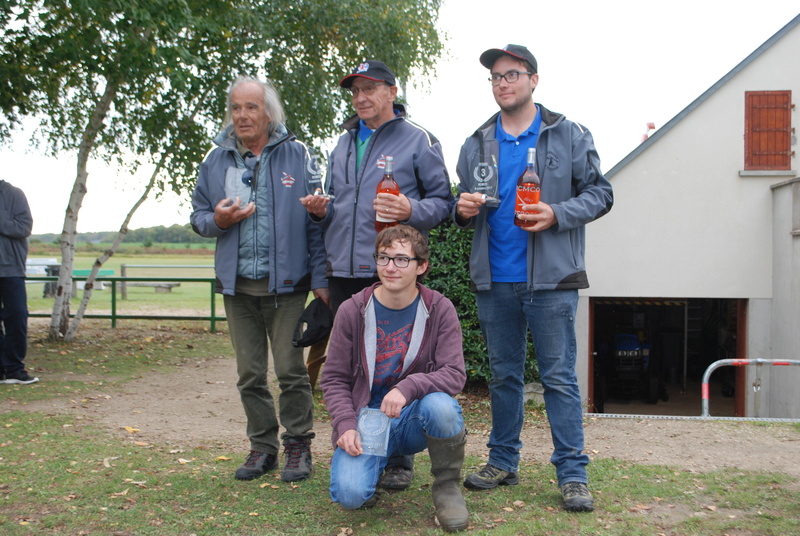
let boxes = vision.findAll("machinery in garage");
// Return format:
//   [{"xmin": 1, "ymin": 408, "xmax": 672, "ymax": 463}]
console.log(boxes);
[{"xmin": 592, "ymin": 298, "xmax": 739, "ymax": 415}]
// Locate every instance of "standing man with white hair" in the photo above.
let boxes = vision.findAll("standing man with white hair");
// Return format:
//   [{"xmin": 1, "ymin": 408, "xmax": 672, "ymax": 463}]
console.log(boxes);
[{"xmin": 191, "ymin": 76, "xmax": 328, "ymax": 483}]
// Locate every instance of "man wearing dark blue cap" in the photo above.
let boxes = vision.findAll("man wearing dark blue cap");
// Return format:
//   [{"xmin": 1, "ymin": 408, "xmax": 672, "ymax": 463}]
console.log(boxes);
[
  {"xmin": 453, "ymin": 44, "xmax": 613, "ymax": 512},
  {"xmin": 302, "ymin": 59, "xmax": 454, "ymax": 491}
]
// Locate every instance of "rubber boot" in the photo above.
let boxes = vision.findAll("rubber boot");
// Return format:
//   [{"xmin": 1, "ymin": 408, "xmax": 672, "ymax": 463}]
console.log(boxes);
[{"xmin": 426, "ymin": 428, "xmax": 469, "ymax": 532}]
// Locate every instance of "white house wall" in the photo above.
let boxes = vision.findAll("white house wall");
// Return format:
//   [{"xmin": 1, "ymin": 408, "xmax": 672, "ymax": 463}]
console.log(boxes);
[
  {"xmin": 745, "ymin": 298, "xmax": 774, "ymax": 417},
  {"xmin": 584, "ymin": 22, "xmax": 800, "ymax": 300},
  {"xmin": 762, "ymin": 180, "xmax": 800, "ymax": 418},
  {"xmin": 576, "ymin": 17, "xmax": 799, "ymax": 417}
]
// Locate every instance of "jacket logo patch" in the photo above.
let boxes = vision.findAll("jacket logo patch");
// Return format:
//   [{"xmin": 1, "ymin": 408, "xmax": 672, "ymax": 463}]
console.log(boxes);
[
  {"xmin": 281, "ymin": 172, "xmax": 296, "ymax": 187},
  {"xmin": 377, "ymin": 155, "xmax": 386, "ymax": 169},
  {"xmin": 546, "ymin": 152, "xmax": 559, "ymax": 170}
]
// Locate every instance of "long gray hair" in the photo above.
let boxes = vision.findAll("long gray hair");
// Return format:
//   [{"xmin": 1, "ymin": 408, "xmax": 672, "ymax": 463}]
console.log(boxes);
[{"xmin": 224, "ymin": 75, "xmax": 285, "ymax": 137}]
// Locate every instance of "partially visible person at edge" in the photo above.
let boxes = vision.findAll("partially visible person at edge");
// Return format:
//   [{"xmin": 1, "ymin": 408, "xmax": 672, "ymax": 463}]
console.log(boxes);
[
  {"xmin": 190, "ymin": 75, "xmax": 328, "ymax": 484},
  {"xmin": 0, "ymin": 179, "xmax": 37, "ymax": 385},
  {"xmin": 301, "ymin": 59, "xmax": 454, "ymax": 491},
  {"xmin": 453, "ymin": 45, "xmax": 613, "ymax": 512},
  {"xmin": 320, "ymin": 225, "xmax": 469, "ymax": 532}
]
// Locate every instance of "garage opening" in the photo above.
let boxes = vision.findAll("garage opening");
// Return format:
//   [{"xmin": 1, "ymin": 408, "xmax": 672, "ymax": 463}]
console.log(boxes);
[{"xmin": 590, "ymin": 298, "xmax": 743, "ymax": 417}]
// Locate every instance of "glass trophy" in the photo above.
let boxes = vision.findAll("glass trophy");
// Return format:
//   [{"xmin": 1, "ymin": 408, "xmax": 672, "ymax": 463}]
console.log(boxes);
[
  {"xmin": 305, "ymin": 152, "xmax": 334, "ymax": 200},
  {"xmin": 357, "ymin": 407, "xmax": 390, "ymax": 456},
  {"xmin": 470, "ymin": 155, "xmax": 500, "ymax": 207}
]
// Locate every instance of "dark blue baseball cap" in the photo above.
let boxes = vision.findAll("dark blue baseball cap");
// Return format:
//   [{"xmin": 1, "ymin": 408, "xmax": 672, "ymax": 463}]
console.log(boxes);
[{"xmin": 480, "ymin": 44, "xmax": 538, "ymax": 73}]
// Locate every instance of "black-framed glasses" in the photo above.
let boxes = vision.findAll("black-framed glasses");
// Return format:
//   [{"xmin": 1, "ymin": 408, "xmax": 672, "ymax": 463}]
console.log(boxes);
[
  {"xmin": 373, "ymin": 253, "xmax": 420, "ymax": 268},
  {"xmin": 348, "ymin": 83, "xmax": 387, "ymax": 97},
  {"xmin": 489, "ymin": 70, "xmax": 533, "ymax": 86}
]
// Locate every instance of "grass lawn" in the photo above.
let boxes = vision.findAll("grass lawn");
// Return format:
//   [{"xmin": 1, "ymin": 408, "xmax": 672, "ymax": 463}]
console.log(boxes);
[{"xmin": 2, "ymin": 321, "xmax": 799, "ymax": 535}]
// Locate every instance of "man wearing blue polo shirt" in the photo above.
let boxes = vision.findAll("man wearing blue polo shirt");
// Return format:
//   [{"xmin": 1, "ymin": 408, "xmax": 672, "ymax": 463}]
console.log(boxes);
[{"xmin": 453, "ymin": 44, "xmax": 613, "ymax": 512}]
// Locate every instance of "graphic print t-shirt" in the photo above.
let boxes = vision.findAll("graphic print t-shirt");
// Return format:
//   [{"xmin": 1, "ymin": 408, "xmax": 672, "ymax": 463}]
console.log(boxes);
[{"xmin": 368, "ymin": 294, "xmax": 420, "ymax": 408}]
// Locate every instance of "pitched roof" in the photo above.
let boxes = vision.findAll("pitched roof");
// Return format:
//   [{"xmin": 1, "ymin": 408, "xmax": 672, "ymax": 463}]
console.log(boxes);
[{"xmin": 607, "ymin": 13, "xmax": 800, "ymax": 178}]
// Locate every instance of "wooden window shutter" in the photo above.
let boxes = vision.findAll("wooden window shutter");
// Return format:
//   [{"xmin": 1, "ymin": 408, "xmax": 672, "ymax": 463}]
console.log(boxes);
[{"xmin": 744, "ymin": 91, "xmax": 793, "ymax": 170}]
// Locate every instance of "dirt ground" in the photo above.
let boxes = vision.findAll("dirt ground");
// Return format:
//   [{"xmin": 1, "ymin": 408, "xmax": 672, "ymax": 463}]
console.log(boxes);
[{"xmin": 6, "ymin": 355, "xmax": 800, "ymax": 479}]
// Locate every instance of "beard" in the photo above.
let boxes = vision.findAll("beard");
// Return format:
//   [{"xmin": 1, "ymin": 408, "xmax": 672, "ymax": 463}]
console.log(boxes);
[{"xmin": 497, "ymin": 93, "xmax": 535, "ymax": 115}]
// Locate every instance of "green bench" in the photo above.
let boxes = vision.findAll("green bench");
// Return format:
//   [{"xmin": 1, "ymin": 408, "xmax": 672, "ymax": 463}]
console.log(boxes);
[{"xmin": 73, "ymin": 269, "xmax": 114, "ymax": 290}]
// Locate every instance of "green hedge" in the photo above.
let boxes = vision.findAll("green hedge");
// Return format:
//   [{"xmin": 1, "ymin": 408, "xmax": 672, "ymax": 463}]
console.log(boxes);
[{"xmin": 426, "ymin": 218, "xmax": 539, "ymax": 385}]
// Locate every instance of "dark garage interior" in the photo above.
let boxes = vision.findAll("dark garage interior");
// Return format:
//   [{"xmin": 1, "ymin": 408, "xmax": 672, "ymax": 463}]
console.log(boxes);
[{"xmin": 590, "ymin": 298, "xmax": 741, "ymax": 416}]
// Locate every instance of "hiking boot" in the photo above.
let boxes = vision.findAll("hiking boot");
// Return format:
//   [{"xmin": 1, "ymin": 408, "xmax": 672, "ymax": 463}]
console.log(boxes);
[
  {"xmin": 463, "ymin": 463, "xmax": 518, "ymax": 490},
  {"xmin": 1, "ymin": 370, "xmax": 39, "ymax": 385},
  {"xmin": 281, "ymin": 439, "xmax": 312, "ymax": 482},
  {"xmin": 379, "ymin": 465, "xmax": 414, "ymax": 490},
  {"xmin": 234, "ymin": 450, "xmax": 277, "ymax": 481},
  {"xmin": 561, "ymin": 481, "xmax": 594, "ymax": 512}
]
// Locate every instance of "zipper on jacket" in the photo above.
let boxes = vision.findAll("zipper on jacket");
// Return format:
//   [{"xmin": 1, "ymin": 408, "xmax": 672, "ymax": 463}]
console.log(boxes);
[
  {"xmin": 348, "ymin": 135, "xmax": 358, "ymax": 277},
  {"xmin": 346, "ymin": 121, "xmax": 395, "ymax": 277},
  {"xmin": 251, "ymin": 158, "xmax": 260, "ymax": 279},
  {"xmin": 268, "ymin": 154, "xmax": 277, "ymax": 293},
  {"xmin": 254, "ymin": 134, "xmax": 291, "ymax": 292}
]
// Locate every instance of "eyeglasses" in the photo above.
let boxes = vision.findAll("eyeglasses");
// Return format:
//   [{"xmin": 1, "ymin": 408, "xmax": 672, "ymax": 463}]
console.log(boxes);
[
  {"xmin": 241, "ymin": 154, "xmax": 258, "ymax": 187},
  {"xmin": 373, "ymin": 253, "xmax": 421, "ymax": 268},
  {"xmin": 489, "ymin": 71, "xmax": 533, "ymax": 86},
  {"xmin": 348, "ymin": 83, "xmax": 386, "ymax": 97}
]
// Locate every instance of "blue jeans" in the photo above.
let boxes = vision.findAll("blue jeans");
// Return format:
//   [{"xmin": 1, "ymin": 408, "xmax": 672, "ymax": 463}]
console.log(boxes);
[
  {"xmin": 224, "ymin": 291, "xmax": 314, "ymax": 454},
  {"xmin": 330, "ymin": 392, "xmax": 463, "ymax": 509},
  {"xmin": 0, "ymin": 277, "xmax": 28, "ymax": 376},
  {"xmin": 476, "ymin": 283, "xmax": 589, "ymax": 485}
]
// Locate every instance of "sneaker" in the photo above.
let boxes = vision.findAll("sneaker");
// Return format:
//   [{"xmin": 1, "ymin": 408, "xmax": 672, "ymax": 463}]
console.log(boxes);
[
  {"xmin": 463, "ymin": 463, "xmax": 518, "ymax": 490},
  {"xmin": 561, "ymin": 481, "xmax": 594, "ymax": 512},
  {"xmin": 234, "ymin": 450, "xmax": 277, "ymax": 481},
  {"xmin": 2, "ymin": 370, "xmax": 39, "ymax": 385},
  {"xmin": 379, "ymin": 465, "xmax": 413, "ymax": 490},
  {"xmin": 281, "ymin": 439, "xmax": 312, "ymax": 482}
]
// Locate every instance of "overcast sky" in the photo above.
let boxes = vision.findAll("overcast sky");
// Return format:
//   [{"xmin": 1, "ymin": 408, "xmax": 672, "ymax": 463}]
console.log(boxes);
[{"xmin": 5, "ymin": 1, "xmax": 798, "ymax": 235}]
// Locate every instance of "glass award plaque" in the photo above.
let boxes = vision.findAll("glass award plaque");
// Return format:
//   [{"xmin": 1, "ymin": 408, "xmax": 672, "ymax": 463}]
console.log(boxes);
[
  {"xmin": 304, "ymin": 152, "xmax": 334, "ymax": 199},
  {"xmin": 357, "ymin": 407, "xmax": 390, "ymax": 457},
  {"xmin": 471, "ymin": 155, "xmax": 500, "ymax": 207}
]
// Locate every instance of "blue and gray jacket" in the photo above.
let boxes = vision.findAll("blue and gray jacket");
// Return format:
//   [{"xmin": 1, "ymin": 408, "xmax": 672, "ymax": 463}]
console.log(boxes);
[
  {"xmin": 454, "ymin": 104, "xmax": 613, "ymax": 291},
  {"xmin": 190, "ymin": 123, "xmax": 327, "ymax": 295},
  {"xmin": 316, "ymin": 104, "xmax": 454, "ymax": 279}
]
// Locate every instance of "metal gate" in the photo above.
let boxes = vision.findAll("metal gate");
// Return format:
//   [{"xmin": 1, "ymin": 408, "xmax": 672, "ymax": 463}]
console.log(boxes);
[{"xmin": 702, "ymin": 358, "xmax": 800, "ymax": 418}]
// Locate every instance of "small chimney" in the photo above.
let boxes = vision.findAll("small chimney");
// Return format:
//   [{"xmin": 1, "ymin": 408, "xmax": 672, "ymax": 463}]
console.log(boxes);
[{"xmin": 641, "ymin": 122, "xmax": 656, "ymax": 143}]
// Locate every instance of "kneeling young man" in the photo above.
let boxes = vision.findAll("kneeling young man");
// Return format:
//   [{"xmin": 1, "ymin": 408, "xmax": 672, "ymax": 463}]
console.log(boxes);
[{"xmin": 320, "ymin": 225, "xmax": 469, "ymax": 532}]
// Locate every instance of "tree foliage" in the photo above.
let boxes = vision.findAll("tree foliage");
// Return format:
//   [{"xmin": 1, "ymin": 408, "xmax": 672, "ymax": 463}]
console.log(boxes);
[
  {"xmin": 0, "ymin": 0, "xmax": 444, "ymax": 340},
  {"xmin": 32, "ymin": 223, "xmax": 213, "ymax": 246},
  {"xmin": 0, "ymin": 0, "xmax": 444, "ymax": 192}
]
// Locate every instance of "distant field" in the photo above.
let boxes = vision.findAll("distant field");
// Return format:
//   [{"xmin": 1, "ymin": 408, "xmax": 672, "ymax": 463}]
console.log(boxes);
[{"xmin": 26, "ymin": 252, "xmax": 221, "ymax": 321}]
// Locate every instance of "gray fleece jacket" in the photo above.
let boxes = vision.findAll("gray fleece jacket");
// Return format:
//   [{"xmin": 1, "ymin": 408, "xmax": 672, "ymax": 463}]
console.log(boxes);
[{"xmin": 0, "ymin": 180, "xmax": 33, "ymax": 278}]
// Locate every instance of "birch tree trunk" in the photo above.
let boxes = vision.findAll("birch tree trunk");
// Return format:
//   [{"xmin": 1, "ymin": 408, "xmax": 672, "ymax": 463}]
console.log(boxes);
[
  {"xmin": 48, "ymin": 79, "xmax": 119, "ymax": 341},
  {"xmin": 63, "ymin": 158, "xmax": 164, "ymax": 342},
  {"xmin": 62, "ymin": 88, "xmax": 212, "ymax": 341}
]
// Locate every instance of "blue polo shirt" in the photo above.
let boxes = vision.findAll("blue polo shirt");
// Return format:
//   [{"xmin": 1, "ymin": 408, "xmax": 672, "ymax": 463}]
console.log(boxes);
[{"xmin": 488, "ymin": 107, "xmax": 541, "ymax": 282}]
